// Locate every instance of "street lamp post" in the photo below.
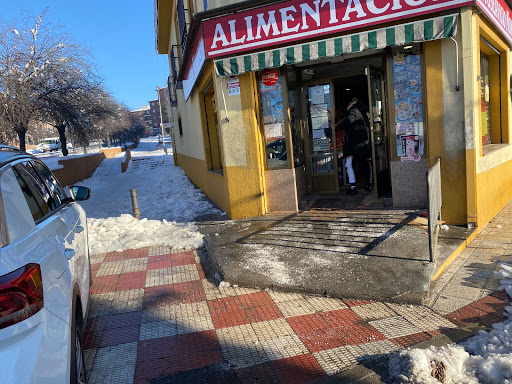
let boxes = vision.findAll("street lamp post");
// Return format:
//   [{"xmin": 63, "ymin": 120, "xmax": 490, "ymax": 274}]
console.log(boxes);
[{"xmin": 156, "ymin": 86, "xmax": 167, "ymax": 153}]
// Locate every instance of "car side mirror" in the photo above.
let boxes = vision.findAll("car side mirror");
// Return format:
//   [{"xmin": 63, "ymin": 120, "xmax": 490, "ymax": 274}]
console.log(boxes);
[{"xmin": 69, "ymin": 186, "xmax": 91, "ymax": 201}]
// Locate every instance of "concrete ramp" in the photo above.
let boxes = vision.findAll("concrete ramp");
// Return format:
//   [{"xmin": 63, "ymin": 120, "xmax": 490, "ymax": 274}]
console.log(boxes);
[{"xmin": 199, "ymin": 210, "xmax": 436, "ymax": 304}]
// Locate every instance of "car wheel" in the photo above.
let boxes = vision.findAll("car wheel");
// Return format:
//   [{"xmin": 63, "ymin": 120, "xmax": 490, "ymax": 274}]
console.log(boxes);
[{"xmin": 71, "ymin": 318, "xmax": 87, "ymax": 384}]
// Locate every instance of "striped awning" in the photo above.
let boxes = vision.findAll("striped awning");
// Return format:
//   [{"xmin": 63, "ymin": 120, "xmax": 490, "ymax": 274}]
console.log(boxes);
[{"xmin": 215, "ymin": 14, "xmax": 458, "ymax": 77}]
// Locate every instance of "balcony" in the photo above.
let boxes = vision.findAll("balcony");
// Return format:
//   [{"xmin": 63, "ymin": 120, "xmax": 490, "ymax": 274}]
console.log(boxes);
[
  {"xmin": 167, "ymin": 76, "xmax": 177, "ymax": 107},
  {"xmin": 170, "ymin": 45, "xmax": 182, "ymax": 90},
  {"xmin": 177, "ymin": 0, "xmax": 189, "ymax": 54}
]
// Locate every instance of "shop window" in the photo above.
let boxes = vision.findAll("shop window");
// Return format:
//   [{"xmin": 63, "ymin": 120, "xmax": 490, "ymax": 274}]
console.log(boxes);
[
  {"xmin": 259, "ymin": 69, "xmax": 288, "ymax": 169},
  {"xmin": 479, "ymin": 34, "xmax": 505, "ymax": 152},
  {"xmin": 202, "ymin": 81, "xmax": 223, "ymax": 172}
]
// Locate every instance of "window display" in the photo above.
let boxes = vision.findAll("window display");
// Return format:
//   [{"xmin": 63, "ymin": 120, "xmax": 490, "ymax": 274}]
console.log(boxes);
[
  {"xmin": 307, "ymin": 85, "xmax": 334, "ymax": 173},
  {"xmin": 260, "ymin": 69, "xmax": 288, "ymax": 168},
  {"xmin": 393, "ymin": 52, "xmax": 424, "ymax": 162}
]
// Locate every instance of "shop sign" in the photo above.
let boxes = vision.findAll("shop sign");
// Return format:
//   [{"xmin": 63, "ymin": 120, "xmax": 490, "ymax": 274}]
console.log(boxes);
[
  {"xmin": 261, "ymin": 69, "xmax": 279, "ymax": 86},
  {"xmin": 183, "ymin": 29, "xmax": 206, "ymax": 102},
  {"xmin": 203, "ymin": 0, "xmax": 473, "ymax": 58},
  {"xmin": 476, "ymin": 0, "xmax": 512, "ymax": 45},
  {"xmin": 227, "ymin": 76, "xmax": 241, "ymax": 96}
]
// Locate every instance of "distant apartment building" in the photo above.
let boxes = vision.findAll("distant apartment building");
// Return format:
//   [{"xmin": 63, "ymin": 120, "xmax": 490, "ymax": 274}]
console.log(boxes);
[
  {"xmin": 130, "ymin": 105, "xmax": 152, "ymax": 135},
  {"xmin": 148, "ymin": 99, "xmax": 161, "ymax": 135}
]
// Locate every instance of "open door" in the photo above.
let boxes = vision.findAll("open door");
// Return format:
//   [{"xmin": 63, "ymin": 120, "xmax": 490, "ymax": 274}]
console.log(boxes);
[
  {"xmin": 366, "ymin": 66, "xmax": 391, "ymax": 197},
  {"xmin": 302, "ymin": 83, "xmax": 338, "ymax": 193}
]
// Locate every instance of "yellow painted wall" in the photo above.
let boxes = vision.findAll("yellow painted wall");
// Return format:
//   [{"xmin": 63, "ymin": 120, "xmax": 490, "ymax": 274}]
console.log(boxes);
[
  {"xmin": 174, "ymin": 152, "xmax": 232, "ymax": 215},
  {"xmin": 476, "ymin": 158, "xmax": 512, "ymax": 227},
  {"xmin": 221, "ymin": 72, "xmax": 265, "ymax": 218},
  {"xmin": 425, "ymin": 39, "xmax": 467, "ymax": 225},
  {"xmin": 473, "ymin": 15, "xmax": 512, "ymax": 228}
]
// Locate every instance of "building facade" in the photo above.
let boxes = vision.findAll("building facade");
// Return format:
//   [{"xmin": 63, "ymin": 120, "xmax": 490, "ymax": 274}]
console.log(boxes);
[
  {"xmin": 155, "ymin": 0, "xmax": 512, "ymax": 230},
  {"xmin": 130, "ymin": 105, "xmax": 152, "ymax": 135}
]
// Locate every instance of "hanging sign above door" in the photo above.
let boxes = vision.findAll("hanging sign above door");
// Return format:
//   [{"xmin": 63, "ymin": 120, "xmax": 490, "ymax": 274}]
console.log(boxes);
[{"xmin": 203, "ymin": 0, "xmax": 473, "ymax": 58}]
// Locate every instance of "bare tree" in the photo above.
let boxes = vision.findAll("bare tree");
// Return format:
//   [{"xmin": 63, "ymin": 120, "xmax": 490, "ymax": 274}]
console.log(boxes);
[{"xmin": 0, "ymin": 10, "xmax": 101, "ymax": 151}]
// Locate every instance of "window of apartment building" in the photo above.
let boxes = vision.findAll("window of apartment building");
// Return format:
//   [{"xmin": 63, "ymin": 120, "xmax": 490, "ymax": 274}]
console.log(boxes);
[
  {"xmin": 478, "ymin": 20, "xmax": 510, "ymax": 154},
  {"xmin": 201, "ymin": 80, "xmax": 223, "ymax": 173}
]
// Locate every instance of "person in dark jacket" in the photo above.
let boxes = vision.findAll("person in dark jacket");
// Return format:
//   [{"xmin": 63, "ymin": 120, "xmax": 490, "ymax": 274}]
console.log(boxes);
[{"xmin": 336, "ymin": 98, "xmax": 373, "ymax": 195}]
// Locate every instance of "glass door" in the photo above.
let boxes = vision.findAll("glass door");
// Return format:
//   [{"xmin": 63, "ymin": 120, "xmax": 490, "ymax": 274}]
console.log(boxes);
[
  {"xmin": 366, "ymin": 66, "xmax": 390, "ymax": 197},
  {"xmin": 303, "ymin": 83, "xmax": 337, "ymax": 193}
]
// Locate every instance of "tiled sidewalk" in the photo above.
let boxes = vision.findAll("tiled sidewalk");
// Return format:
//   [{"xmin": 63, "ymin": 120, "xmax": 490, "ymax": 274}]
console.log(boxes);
[
  {"xmin": 84, "ymin": 248, "xmax": 458, "ymax": 384},
  {"xmin": 428, "ymin": 200, "xmax": 512, "ymax": 320}
]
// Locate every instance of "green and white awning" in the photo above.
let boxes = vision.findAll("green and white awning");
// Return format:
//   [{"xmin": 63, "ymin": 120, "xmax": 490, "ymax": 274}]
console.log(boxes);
[{"xmin": 215, "ymin": 14, "xmax": 457, "ymax": 77}]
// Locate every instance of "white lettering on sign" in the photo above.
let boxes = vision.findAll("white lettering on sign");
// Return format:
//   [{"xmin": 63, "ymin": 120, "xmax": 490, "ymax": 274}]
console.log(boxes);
[
  {"xmin": 203, "ymin": 0, "xmax": 473, "ymax": 58},
  {"xmin": 477, "ymin": 0, "xmax": 512, "ymax": 45}
]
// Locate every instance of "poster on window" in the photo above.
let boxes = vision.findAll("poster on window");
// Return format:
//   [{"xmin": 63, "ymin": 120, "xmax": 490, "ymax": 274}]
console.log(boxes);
[
  {"xmin": 400, "ymin": 134, "xmax": 421, "ymax": 162},
  {"xmin": 313, "ymin": 138, "xmax": 331, "ymax": 152},
  {"xmin": 393, "ymin": 53, "xmax": 424, "ymax": 158},
  {"xmin": 311, "ymin": 86, "xmax": 325, "ymax": 105},
  {"xmin": 227, "ymin": 76, "xmax": 240, "ymax": 96},
  {"xmin": 264, "ymin": 123, "xmax": 284, "ymax": 139},
  {"xmin": 260, "ymin": 75, "xmax": 284, "ymax": 125}
]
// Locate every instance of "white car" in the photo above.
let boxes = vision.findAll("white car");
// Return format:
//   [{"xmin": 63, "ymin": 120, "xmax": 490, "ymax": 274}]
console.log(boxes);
[
  {"xmin": 0, "ymin": 145, "xmax": 91, "ymax": 384},
  {"xmin": 40, "ymin": 138, "xmax": 61, "ymax": 152}
]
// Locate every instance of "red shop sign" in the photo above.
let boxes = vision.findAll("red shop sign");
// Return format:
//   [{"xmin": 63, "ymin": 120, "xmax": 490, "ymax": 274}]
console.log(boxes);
[
  {"xmin": 476, "ymin": 0, "xmax": 512, "ymax": 45},
  {"xmin": 203, "ymin": 0, "xmax": 473, "ymax": 58},
  {"xmin": 261, "ymin": 69, "xmax": 278, "ymax": 86}
]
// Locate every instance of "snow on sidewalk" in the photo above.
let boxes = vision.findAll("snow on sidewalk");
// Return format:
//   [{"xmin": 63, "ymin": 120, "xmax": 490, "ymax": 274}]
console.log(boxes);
[
  {"xmin": 78, "ymin": 138, "xmax": 221, "ymax": 254},
  {"xmin": 388, "ymin": 263, "xmax": 512, "ymax": 384}
]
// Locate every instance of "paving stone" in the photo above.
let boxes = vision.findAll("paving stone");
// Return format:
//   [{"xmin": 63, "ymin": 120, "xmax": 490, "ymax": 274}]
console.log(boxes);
[
  {"xmin": 430, "ymin": 295, "xmax": 474, "ymax": 316},
  {"xmin": 305, "ymin": 296, "xmax": 348, "ymax": 313},
  {"xmin": 368, "ymin": 316, "xmax": 422, "ymax": 339},
  {"xmin": 90, "ymin": 254, "xmax": 106, "ymax": 264},
  {"xmin": 89, "ymin": 292, "xmax": 116, "ymax": 317},
  {"xmin": 313, "ymin": 340, "xmax": 398, "ymax": 375},
  {"xmin": 352, "ymin": 302, "xmax": 396, "ymax": 321},
  {"xmin": 274, "ymin": 298, "xmax": 318, "ymax": 318},
  {"xmin": 260, "ymin": 335, "xmax": 309, "ymax": 361},
  {"xmin": 202, "ymin": 279, "xmax": 239, "ymax": 300},
  {"xmin": 139, "ymin": 320, "xmax": 178, "ymax": 341},
  {"xmin": 439, "ymin": 284, "xmax": 484, "ymax": 301},
  {"xmin": 87, "ymin": 342, "xmax": 138, "ymax": 384},
  {"xmin": 216, "ymin": 324, "xmax": 269, "ymax": 369},
  {"xmin": 250, "ymin": 318, "xmax": 295, "ymax": 341},
  {"xmin": 386, "ymin": 303, "xmax": 457, "ymax": 332},
  {"xmin": 268, "ymin": 291, "xmax": 309, "ymax": 304},
  {"xmin": 111, "ymin": 289, "xmax": 144, "ymax": 314},
  {"xmin": 145, "ymin": 266, "xmax": 174, "ymax": 288},
  {"xmin": 272, "ymin": 353, "xmax": 327, "ymax": 384}
]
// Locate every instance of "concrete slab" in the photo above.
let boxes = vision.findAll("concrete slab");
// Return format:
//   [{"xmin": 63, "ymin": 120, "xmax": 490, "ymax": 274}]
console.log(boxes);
[{"xmin": 198, "ymin": 210, "xmax": 436, "ymax": 304}]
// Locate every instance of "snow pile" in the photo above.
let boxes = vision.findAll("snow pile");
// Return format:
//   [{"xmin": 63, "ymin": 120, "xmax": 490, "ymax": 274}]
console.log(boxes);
[
  {"xmin": 388, "ymin": 263, "xmax": 512, "ymax": 384},
  {"xmin": 79, "ymin": 138, "xmax": 220, "ymax": 222},
  {"xmin": 87, "ymin": 215, "xmax": 204, "ymax": 254},
  {"xmin": 76, "ymin": 138, "xmax": 222, "ymax": 254}
]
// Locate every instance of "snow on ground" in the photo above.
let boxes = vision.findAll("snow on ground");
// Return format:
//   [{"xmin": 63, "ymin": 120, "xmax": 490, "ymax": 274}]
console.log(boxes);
[
  {"xmin": 77, "ymin": 137, "xmax": 221, "ymax": 254},
  {"xmin": 389, "ymin": 263, "xmax": 512, "ymax": 384},
  {"xmin": 29, "ymin": 141, "xmax": 132, "ymax": 170}
]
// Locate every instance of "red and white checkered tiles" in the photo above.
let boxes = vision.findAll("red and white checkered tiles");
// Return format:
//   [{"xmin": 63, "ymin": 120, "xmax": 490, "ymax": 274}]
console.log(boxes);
[{"xmin": 84, "ymin": 247, "xmax": 462, "ymax": 384}]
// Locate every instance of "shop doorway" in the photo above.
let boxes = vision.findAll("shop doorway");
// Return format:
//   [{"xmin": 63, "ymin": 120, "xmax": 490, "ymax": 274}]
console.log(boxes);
[{"xmin": 298, "ymin": 62, "xmax": 391, "ymax": 200}]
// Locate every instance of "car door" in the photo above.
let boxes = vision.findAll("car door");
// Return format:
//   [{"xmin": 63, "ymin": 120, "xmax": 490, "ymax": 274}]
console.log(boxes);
[
  {"xmin": 31, "ymin": 160, "xmax": 89, "ymax": 305},
  {"xmin": 12, "ymin": 161, "xmax": 81, "ymax": 324}
]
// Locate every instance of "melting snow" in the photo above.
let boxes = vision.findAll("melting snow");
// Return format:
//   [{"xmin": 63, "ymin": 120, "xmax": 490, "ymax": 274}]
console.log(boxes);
[
  {"xmin": 389, "ymin": 262, "xmax": 512, "ymax": 383},
  {"xmin": 75, "ymin": 138, "xmax": 220, "ymax": 254}
]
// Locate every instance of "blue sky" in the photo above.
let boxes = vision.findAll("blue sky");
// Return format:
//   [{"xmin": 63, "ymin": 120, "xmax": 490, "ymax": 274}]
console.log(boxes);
[{"xmin": 1, "ymin": 0, "xmax": 169, "ymax": 111}]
